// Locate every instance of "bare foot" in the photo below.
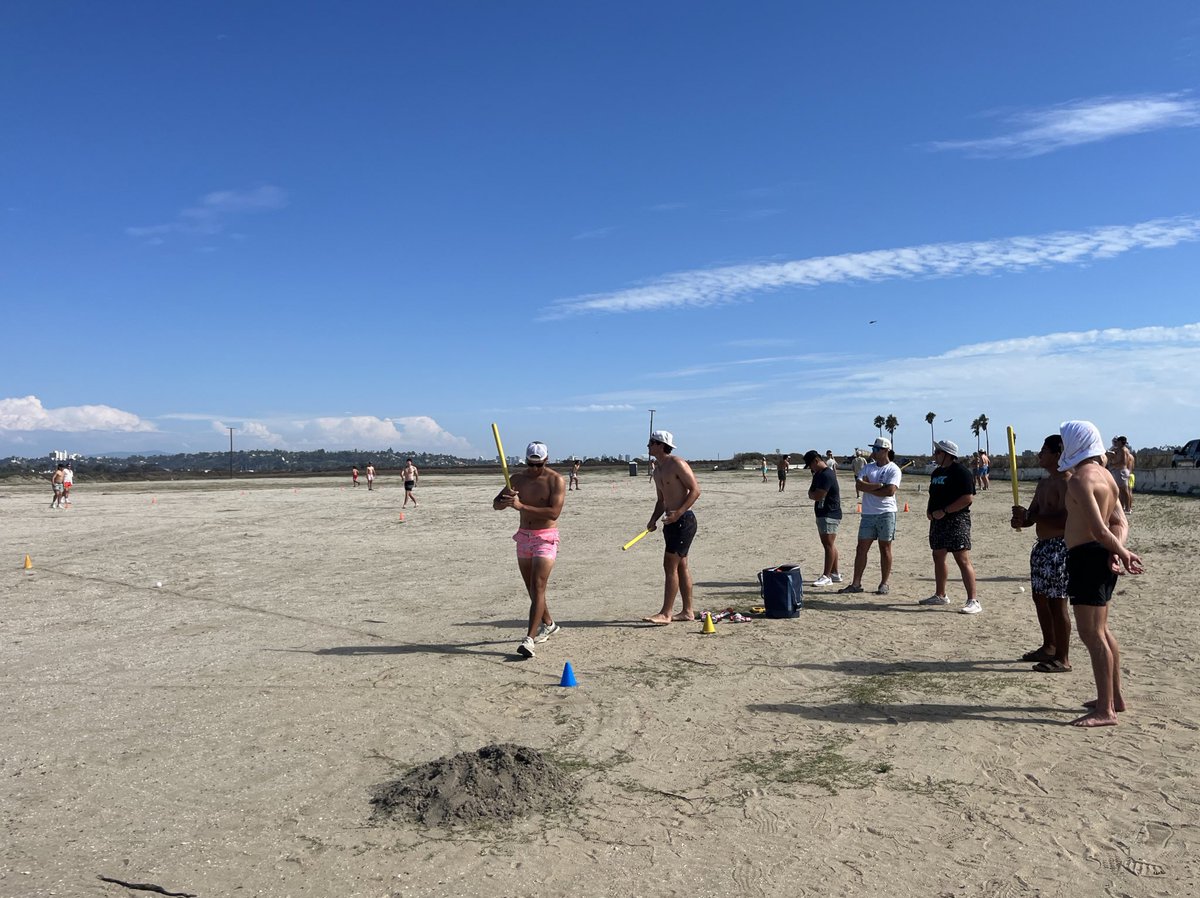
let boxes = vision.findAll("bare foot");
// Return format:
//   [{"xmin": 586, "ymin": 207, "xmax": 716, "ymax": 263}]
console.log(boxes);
[
  {"xmin": 642, "ymin": 613, "xmax": 671, "ymax": 626},
  {"xmin": 1070, "ymin": 710, "xmax": 1119, "ymax": 727},
  {"xmin": 671, "ymin": 612, "xmax": 696, "ymax": 622},
  {"xmin": 1083, "ymin": 698, "xmax": 1127, "ymax": 712}
]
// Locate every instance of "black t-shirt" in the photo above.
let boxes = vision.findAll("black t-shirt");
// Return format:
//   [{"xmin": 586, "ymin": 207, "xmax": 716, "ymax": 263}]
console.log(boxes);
[
  {"xmin": 928, "ymin": 461, "xmax": 974, "ymax": 514},
  {"xmin": 812, "ymin": 467, "xmax": 842, "ymax": 519}
]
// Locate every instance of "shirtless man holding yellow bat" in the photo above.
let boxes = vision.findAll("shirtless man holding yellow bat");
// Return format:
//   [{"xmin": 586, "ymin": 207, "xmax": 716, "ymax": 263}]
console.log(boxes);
[
  {"xmin": 642, "ymin": 430, "xmax": 702, "ymax": 625},
  {"xmin": 493, "ymin": 440, "xmax": 566, "ymax": 659}
]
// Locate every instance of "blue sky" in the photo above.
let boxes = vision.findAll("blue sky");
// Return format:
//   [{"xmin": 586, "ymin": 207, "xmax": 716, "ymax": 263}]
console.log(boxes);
[{"xmin": 4, "ymin": 3, "xmax": 1200, "ymax": 461}]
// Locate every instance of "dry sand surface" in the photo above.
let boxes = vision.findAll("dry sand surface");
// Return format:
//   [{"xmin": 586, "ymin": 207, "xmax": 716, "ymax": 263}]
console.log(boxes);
[{"xmin": 2, "ymin": 469, "xmax": 1198, "ymax": 898}]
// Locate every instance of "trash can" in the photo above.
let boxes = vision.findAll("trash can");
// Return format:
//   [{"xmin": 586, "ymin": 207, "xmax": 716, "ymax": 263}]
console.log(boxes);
[{"xmin": 629, "ymin": 461, "xmax": 638, "ymax": 477}]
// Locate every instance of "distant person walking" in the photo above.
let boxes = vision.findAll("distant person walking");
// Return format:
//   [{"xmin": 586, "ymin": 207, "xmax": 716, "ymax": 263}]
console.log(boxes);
[
  {"xmin": 917, "ymin": 441, "xmax": 980, "ymax": 614},
  {"xmin": 352, "ymin": 466, "xmax": 360, "ymax": 487},
  {"xmin": 760, "ymin": 458, "xmax": 768, "ymax": 483},
  {"xmin": 839, "ymin": 438, "xmax": 901, "ymax": 595},
  {"xmin": 1107, "ymin": 435, "xmax": 1134, "ymax": 514},
  {"xmin": 825, "ymin": 451, "xmax": 838, "ymax": 473},
  {"xmin": 851, "ymin": 450, "xmax": 867, "ymax": 498},
  {"xmin": 1059, "ymin": 420, "xmax": 1143, "ymax": 727},
  {"xmin": 366, "ymin": 463, "xmax": 376, "ymax": 491},
  {"xmin": 50, "ymin": 463, "xmax": 66, "ymax": 509},
  {"xmin": 62, "ymin": 462, "xmax": 74, "ymax": 507},
  {"xmin": 977, "ymin": 450, "xmax": 990, "ymax": 491},
  {"xmin": 569, "ymin": 459, "xmax": 581, "ymax": 491},
  {"xmin": 401, "ymin": 459, "xmax": 419, "ymax": 507},
  {"xmin": 777, "ymin": 455, "xmax": 790, "ymax": 492},
  {"xmin": 493, "ymin": 441, "xmax": 565, "ymax": 659},
  {"xmin": 643, "ymin": 430, "xmax": 702, "ymax": 625},
  {"xmin": 804, "ymin": 450, "xmax": 842, "ymax": 586},
  {"xmin": 1010, "ymin": 434, "xmax": 1073, "ymax": 673}
]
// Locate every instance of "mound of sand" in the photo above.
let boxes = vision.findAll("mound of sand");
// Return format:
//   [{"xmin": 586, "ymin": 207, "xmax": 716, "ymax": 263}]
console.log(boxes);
[{"xmin": 371, "ymin": 743, "xmax": 579, "ymax": 827}]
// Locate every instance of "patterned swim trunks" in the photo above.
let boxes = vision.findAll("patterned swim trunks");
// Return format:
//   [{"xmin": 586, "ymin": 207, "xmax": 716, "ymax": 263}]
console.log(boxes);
[{"xmin": 1030, "ymin": 536, "xmax": 1068, "ymax": 598}]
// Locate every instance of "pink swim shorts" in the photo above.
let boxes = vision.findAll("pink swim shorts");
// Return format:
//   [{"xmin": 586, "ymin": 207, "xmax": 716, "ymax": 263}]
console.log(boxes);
[{"xmin": 514, "ymin": 528, "xmax": 560, "ymax": 560}]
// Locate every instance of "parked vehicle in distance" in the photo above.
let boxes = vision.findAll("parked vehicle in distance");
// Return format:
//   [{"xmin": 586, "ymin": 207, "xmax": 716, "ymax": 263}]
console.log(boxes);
[{"xmin": 1171, "ymin": 439, "xmax": 1200, "ymax": 467}]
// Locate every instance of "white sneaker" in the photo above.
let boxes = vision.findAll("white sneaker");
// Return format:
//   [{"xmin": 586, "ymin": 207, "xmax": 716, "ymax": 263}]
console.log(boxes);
[
  {"xmin": 812, "ymin": 575, "xmax": 833, "ymax": 587},
  {"xmin": 960, "ymin": 599, "xmax": 983, "ymax": 615},
  {"xmin": 517, "ymin": 637, "xmax": 536, "ymax": 658},
  {"xmin": 918, "ymin": 594, "xmax": 950, "ymax": 606},
  {"xmin": 831, "ymin": 573, "xmax": 843, "ymax": 583},
  {"xmin": 533, "ymin": 622, "xmax": 560, "ymax": 644}
]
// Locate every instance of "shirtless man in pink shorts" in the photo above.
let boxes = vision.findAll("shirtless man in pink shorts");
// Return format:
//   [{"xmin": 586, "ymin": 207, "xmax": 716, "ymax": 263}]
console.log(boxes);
[{"xmin": 493, "ymin": 441, "xmax": 566, "ymax": 659}]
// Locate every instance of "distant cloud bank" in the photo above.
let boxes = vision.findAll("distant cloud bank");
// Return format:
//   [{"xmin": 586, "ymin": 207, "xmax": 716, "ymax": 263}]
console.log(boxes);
[
  {"xmin": 545, "ymin": 216, "xmax": 1200, "ymax": 317},
  {"xmin": 0, "ymin": 399, "xmax": 477, "ymax": 456},
  {"xmin": 0, "ymin": 396, "xmax": 155, "ymax": 434},
  {"xmin": 930, "ymin": 93, "xmax": 1200, "ymax": 158}
]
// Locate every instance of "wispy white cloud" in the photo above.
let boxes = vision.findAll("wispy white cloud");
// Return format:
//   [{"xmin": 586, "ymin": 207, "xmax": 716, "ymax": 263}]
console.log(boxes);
[
  {"xmin": 572, "ymin": 226, "xmax": 617, "ymax": 241},
  {"xmin": 544, "ymin": 216, "xmax": 1200, "ymax": 318},
  {"xmin": 213, "ymin": 419, "xmax": 283, "ymax": 446},
  {"xmin": 647, "ymin": 202, "xmax": 688, "ymax": 212},
  {"xmin": 292, "ymin": 415, "xmax": 475, "ymax": 454},
  {"xmin": 724, "ymin": 322, "xmax": 1200, "ymax": 450},
  {"xmin": 563, "ymin": 404, "xmax": 636, "ymax": 412},
  {"xmin": 126, "ymin": 185, "xmax": 288, "ymax": 242},
  {"xmin": 0, "ymin": 396, "xmax": 156, "ymax": 433},
  {"xmin": 930, "ymin": 93, "xmax": 1200, "ymax": 157},
  {"xmin": 726, "ymin": 337, "xmax": 793, "ymax": 349}
]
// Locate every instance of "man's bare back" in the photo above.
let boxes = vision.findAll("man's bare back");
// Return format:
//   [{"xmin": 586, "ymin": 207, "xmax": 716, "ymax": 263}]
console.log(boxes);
[{"xmin": 1064, "ymin": 460, "xmax": 1131, "ymax": 558}]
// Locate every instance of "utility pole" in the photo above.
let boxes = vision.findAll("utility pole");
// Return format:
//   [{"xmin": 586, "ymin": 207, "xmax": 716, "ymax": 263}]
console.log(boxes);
[
  {"xmin": 228, "ymin": 427, "xmax": 235, "ymax": 478},
  {"xmin": 647, "ymin": 409, "xmax": 656, "ymax": 478}
]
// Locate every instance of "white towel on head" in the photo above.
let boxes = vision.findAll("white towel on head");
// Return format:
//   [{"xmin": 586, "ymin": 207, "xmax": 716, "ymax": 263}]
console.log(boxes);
[{"xmin": 1059, "ymin": 420, "xmax": 1105, "ymax": 472}]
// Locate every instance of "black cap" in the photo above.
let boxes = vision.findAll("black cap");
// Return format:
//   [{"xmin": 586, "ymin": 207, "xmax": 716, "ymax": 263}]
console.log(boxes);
[{"xmin": 802, "ymin": 450, "xmax": 821, "ymax": 467}]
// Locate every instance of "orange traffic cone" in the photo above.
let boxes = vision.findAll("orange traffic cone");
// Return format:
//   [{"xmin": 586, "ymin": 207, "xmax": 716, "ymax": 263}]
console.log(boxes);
[
  {"xmin": 856, "ymin": 503, "xmax": 862, "ymax": 514},
  {"xmin": 398, "ymin": 512, "xmax": 406, "ymax": 522},
  {"xmin": 23, "ymin": 554, "xmax": 33, "ymax": 570},
  {"xmin": 903, "ymin": 502, "xmax": 910, "ymax": 512}
]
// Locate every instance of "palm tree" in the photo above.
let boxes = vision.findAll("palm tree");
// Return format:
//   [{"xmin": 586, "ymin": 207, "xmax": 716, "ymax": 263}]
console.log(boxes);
[
  {"xmin": 925, "ymin": 411, "xmax": 936, "ymax": 450},
  {"xmin": 970, "ymin": 416, "xmax": 982, "ymax": 451},
  {"xmin": 873, "ymin": 415, "xmax": 885, "ymax": 437},
  {"xmin": 978, "ymin": 413, "xmax": 990, "ymax": 454},
  {"xmin": 884, "ymin": 414, "xmax": 899, "ymax": 447}
]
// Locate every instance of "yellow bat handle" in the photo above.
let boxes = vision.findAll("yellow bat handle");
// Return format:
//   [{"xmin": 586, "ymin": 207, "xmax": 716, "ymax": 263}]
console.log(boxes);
[
  {"xmin": 491, "ymin": 423, "xmax": 512, "ymax": 491},
  {"xmin": 622, "ymin": 529, "xmax": 650, "ymax": 551},
  {"xmin": 1007, "ymin": 425, "xmax": 1019, "ymax": 505}
]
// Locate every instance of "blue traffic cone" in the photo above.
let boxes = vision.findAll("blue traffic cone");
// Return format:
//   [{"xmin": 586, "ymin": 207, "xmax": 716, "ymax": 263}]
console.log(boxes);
[{"xmin": 560, "ymin": 661, "xmax": 577, "ymax": 687}]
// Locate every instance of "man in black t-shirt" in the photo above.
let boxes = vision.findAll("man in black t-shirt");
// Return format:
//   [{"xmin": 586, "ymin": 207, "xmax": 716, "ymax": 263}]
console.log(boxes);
[
  {"xmin": 804, "ymin": 450, "xmax": 843, "ymax": 586},
  {"xmin": 918, "ymin": 440, "xmax": 981, "ymax": 614}
]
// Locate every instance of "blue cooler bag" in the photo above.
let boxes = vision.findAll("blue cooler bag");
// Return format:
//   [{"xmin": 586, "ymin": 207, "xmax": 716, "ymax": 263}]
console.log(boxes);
[{"xmin": 758, "ymin": 564, "xmax": 803, "ymax": 618}]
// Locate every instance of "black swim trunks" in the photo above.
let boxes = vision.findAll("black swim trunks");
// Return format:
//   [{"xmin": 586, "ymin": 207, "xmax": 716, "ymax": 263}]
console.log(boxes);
[
  {"xmin": 663, "ymin": 510, "xmax": 698, "ymax": 557},
  {"xmin": 1067, "ymin": 541, "xmax": 1117, "ymax": 606}
]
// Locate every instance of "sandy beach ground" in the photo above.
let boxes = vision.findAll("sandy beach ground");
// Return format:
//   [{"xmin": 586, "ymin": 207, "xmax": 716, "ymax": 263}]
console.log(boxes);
[{"xmin": 2, "ymin": 468, "xmax": 1197, "ymax": 898}]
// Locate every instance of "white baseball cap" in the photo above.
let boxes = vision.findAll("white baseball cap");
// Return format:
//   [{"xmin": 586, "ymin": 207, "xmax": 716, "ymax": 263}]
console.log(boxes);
[
  {"xmin": 649, "ymin": 429, "xmax": 676, "ymax": 449},
  {"xmin": 525, "ymin": 441, "xmax": 548, "ymax": 461}
]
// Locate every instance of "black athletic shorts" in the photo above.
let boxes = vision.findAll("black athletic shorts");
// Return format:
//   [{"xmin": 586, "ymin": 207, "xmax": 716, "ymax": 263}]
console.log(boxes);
[
  {"xmin": 1067, "ymin": 541, "xmax": 1117, "ymax": 606},
  {"xmin": 663, "ymin": 510, "xmax": 697, "ymax": 557},
  {"xmin": 929, "ymin": 511, "xmax": 972, "ymax": 552}
]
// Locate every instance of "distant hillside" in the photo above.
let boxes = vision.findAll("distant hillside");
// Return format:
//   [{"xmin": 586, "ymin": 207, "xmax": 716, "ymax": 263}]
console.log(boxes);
[{"xmin": 2, "ymin": 448, "xmax": 637, "ymax": 477}]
